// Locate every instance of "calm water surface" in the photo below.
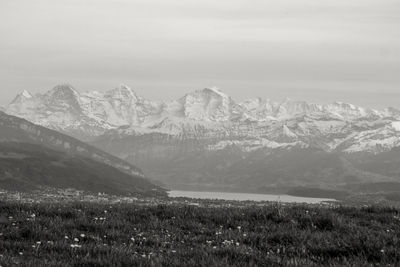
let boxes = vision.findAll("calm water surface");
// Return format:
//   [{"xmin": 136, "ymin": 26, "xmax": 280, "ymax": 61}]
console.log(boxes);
[{"xmin": 168, "ymin": 190, "xmax": 335, "ymax": 204}]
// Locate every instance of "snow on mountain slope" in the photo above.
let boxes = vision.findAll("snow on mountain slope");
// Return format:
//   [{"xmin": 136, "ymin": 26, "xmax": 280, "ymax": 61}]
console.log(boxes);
[
  {"xmin": 6, "ymin": 84, "xmax": 163, "ymax": 139},
  {"xmin": 338, "ymin": 120, "xmax": 400, "ymax": 153},
  {"xmin": 5, "ymin": 84, "xmax": 400, "ymax": 154},
  {"xmin": 240, "ymin": 98, "xmax": 277, "ymax": 121},
  {"xmin": 392, "ymin": 121, "xmax": 400, "ymax": 131},
  {"xmin": 158, "ymin": 87, "xmax": 245, "ymax": 123}
]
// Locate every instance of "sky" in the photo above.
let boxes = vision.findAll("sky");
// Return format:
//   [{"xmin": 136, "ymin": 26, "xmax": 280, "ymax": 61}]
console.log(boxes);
[{"xmin": 0, "ymin": 0, "xmax": 399, "ymax": 109}]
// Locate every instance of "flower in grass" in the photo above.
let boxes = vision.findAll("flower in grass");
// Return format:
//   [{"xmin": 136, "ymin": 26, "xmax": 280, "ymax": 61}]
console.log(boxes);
[
  {"xmin": 19, "ymin": 252, "xmax": 23, "ymax": 255},
  {"xmin": 222, "ymin": 240, "xmax": 236, "ymax": 246},
  {"xmin": 80, "ymin": 234, "xmax": 85, "ymax": 238},
  {"xmin": 74, "ymin": 238, "xmax": 79, "ymax": 242},
  {"xmin": 65, "ymin": 235, "xmax": 69, "ymax": 239},
  {"xmin": 131, "ymin": 237, "xmax": 135, "ymax": 242},
  {"xmin": 70, "ymin": 244, "xmax": 82, "ymax": 248}
]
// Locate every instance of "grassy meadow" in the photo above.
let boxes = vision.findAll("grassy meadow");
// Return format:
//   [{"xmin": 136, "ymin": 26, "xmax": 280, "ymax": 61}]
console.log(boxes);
[{"xmin": 0, "ymin": 200, "xmax": 399, "ymax": 266}]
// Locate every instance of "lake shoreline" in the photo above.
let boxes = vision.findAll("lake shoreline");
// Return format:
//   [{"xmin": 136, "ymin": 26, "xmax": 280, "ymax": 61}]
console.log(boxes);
[{"xmin": 168, "ymin": 190, "xmax": 337, "ymax": 204}]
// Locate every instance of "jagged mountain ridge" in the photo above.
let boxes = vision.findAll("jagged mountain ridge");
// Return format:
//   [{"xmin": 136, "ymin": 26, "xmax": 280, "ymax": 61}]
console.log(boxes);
[
  {"xmin": 5, "ymin": 84, "xmax": 400, "ymax": 154},
  {"xmin": 5, "ymin": 84, "xmax": 400, "ymax": 192}
]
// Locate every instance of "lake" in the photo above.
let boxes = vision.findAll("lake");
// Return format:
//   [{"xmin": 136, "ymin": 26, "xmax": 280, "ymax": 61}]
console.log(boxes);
[{"xmin": 168, "ymin": 190, "xmax": 336, "ymax": 204}]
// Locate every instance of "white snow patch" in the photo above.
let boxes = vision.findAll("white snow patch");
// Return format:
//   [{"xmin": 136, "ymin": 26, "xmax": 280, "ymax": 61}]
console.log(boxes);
[{"xmin": 391, "ymin": 121, "xmax": 400, "ymax": 131}]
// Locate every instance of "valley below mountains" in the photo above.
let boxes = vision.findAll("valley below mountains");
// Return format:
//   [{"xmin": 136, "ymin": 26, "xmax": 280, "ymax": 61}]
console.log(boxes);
[
  {"xmin": 0, "ymin": 111, "xmax": 164, "ymax": 196},
  {"xmin": 4, "ymin": 84, "xmax": 400, "ymax": 196}
]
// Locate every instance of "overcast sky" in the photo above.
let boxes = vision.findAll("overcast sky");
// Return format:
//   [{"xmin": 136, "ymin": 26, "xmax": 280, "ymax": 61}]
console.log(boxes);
[{"xmin": 0, "ymin": 0, "xmax": 399, "ymax": 108}]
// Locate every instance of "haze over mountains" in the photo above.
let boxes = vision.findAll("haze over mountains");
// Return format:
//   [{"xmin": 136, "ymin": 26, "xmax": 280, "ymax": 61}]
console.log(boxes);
[
  {"xmin": 0, "ymin": 111, "xmax": 164, "ymax": 196},
  {"xmin": 4, "ymin": 84, "xmax": 400, "ymax": 193}
]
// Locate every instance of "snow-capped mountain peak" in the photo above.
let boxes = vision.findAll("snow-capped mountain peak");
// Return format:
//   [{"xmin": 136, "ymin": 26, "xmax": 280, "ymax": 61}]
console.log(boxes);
[
  {"xmin": 186, "ymin": 87, "xmax": 229, "ymax": 99},
  {"xmin": 43, "ymin": 84, "xmax": 82, "ymax": 115},
  {"xmin": 46, "ymin": 84, "xmax": 80, "ymax": 98},
  {"xmin": 324, "ymin": 101, "xmax": 381, "ymax": 120},
  {"xmin": 105, "ymin": 84, "xmax": 139, "ymax": 101},
  {"xmin": 202, "ymin": 86, "xmax": 225, "ymax": 96},
  {"xmin": 5, "ymin": 83, "xmax": 400, "ymax": 154},
  {"xmin": 21, "ymin": 90, "xmax": 33, "ymax": 99},
  {"xmin": 9, "ymin": 90, "xmax": 33, "ymax": 105},
  {"xmin": 178, "ymin": 87, "xmax": 237, "ymax": 122}
]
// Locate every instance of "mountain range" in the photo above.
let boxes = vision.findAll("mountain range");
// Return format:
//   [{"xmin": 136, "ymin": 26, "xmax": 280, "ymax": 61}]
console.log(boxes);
[{"xmin": 4, "ymin": 84, "xmax": 400, "ymax": 193}]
